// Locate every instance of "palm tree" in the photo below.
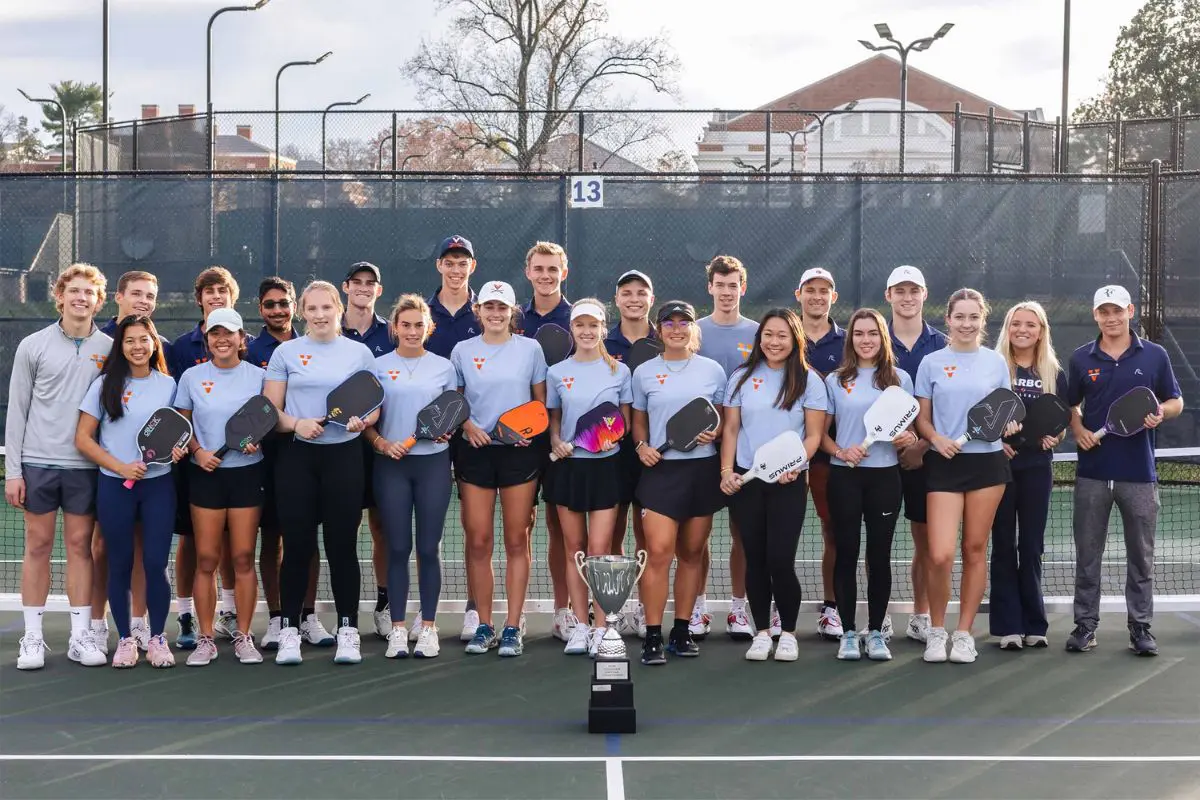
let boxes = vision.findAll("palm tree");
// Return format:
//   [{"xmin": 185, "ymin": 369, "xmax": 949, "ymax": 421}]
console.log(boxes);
[{"xmin": 39, "ymin": 80, "xmax": 104, "ymax": 148}]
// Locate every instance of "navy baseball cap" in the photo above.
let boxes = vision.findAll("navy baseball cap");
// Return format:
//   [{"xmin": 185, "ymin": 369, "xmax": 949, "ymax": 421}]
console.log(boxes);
[
  {"xmin": 439, "ymin": 235, "xmax": 474, "ymax": 258},
  {"xmin": 344, "ymin": 261, "xmax": 381, "ymax": 283},
  {"xmin": 656, "ymin": 300, "xmax": 696, "ymax": 323}
]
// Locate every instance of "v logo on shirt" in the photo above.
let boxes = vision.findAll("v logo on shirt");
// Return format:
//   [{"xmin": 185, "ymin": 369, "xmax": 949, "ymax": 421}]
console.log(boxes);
[
  {"xmin": 845, "ymin": 380, "xmax": 856, "ymax": 394},
  {"xmin": 943, "ymin": 365, "xmax": 957, "ymax": 378},
  {"xmin": 201, "ymin": 380, "xmax": 215, "ymax": 394},
  {"xmin": 737, "ymin": 343, "xmax": 753, "ymax": 360},
  {"xmin": 299, "ymin": 354, "xmax": 313, "ymax": 367},
  {"xmin": 387, "ymin": 370, "xmax": 401, "ymax": 381},
  {"xmin": 122, "ymin": 390, "xmax": 133, "ymax": 407},
  {"xmin": 563, "ymin": 377, "xmax": 575, "ymax": 390},
  {"xmin": 655, "ymin": 373, "xmax": 668, "ymax": 385},
  {"xmin": 751, "ymin": 377, "xmax": 764, "ymax": 391},
  {"xmin": 90, "ymin": 354, "xmax": 105, "ymax": 370},
  {"xmin": 473, "ymin": 357, "xmax": 486, "ymax": 371},
  {"xmin": 1087, "ymin": 368, "xmax": 1102, "ymax": 383}
]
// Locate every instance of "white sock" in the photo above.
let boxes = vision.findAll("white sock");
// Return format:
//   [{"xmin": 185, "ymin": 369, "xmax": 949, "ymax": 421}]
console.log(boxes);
[
  {"xmin": 221, "ymin": 590, "xmax": 235, "ymax": 614},
  {"xmin": 69, "ymin": 606, "xmax": 90, "ymax": 637},
  {"xmin": 131, "ymin": 615, "xmax": 148, "ymax": 630},
  {"xmin": 177, "ymin": 596, "xmax": 194, "ymax": 616},
  {"xmin": 91, "ymin": 618, "xmax": 108, "ymax": 633},
  {"xmin": 23, "ymin": 606, "xmax": 45, "ymax": 637},
  {"xmin": 730, "ymin": 596, "xmax": 747, "ymax": 608}
]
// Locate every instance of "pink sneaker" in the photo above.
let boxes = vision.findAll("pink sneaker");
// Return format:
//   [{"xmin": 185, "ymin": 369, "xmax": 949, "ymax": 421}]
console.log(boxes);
[
  {"xmin": 111, "ymin": 637, "xmax": 139, "ymax": 669},
  {"xmin": 147, "ymin": 634, "xmax": 175, "ymax": 668},
  {"xmin": 232, "ymin": 631, "xmax": 263, "ymax": 664}
]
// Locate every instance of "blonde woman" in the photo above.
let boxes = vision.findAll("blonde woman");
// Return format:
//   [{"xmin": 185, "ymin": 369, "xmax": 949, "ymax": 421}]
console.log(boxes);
[
  {"xmin": 264, "ymin": 281, "xmax": 378, "ymax": 666},
  {"xmin": 991, "ymin": 301, "xmax": 1065, "ymax": 650}
]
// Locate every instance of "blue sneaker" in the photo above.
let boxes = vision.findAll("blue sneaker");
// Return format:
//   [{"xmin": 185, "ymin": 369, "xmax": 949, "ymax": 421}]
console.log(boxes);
[
  {"xmin": 498, "ymin": 625, "xmax": 524, "ymax": 657},
  {"xmin": 865, "ymin": 630, "xmax": 892, "ymax": 661},
  {"xmin": 175, "ymin": 613, "xmax": 197, "ymax": 650},
  {"xmin": 1128, "ymin": 623, "xmax": 1158, "ymax": 656},
  {"xmin": 1065, "ymin": 624, "xmax": 1097, "ymax": 653},
  {"xmin": 837, "ymin": 630, "xmax": 861, "ymax": 661},
  {"xmin": 465, "ymin": 623, "xmax": 498, "ymax": 654}
]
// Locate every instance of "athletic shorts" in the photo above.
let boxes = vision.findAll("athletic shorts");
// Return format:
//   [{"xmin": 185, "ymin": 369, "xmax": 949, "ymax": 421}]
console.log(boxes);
[
  {"xmin": 259, "ymin": 435, "xmax": 286, "ymax": 529},
  {"xmin": 546, "ymin": 454, "xmax": 621, "ymax": 513},
  {"xmin": 617, "ymin": 440, "xmax": 643, "ymax": 507},
  {"xmin": 531, "ymin": 430, "xmax": 553, "ymax": 503},
  {"xmin": 188, "ymin": 461, "xmax": 265, "ymax": 510},
  {"xmin": 455, "ymin": 441, "xmax": 543, "ymax": 490},
  {"xmin": 807, "ymin": 459, "xmax": 831, "ymax": 523},
  {"xmin": 636, "ymin": 455, "xmax": 724, "ymax": 523},
  {"xmin": 21, "ymin": 465, "xmax": 97, "ymax": 516},
  {"xmin": 925, "ymin": 450, "xmax": 1012, "ymax": 494},
  {"xmin": 173, "ymin": 462, "xmax": 193, "ymax": 536},
  {"xmin": 900, "ymin": 463, "xmax": 929, "ymax": 524},
  {"xmin": 360, "ymin": 436, "xmax": 376, "ymax": 510}
]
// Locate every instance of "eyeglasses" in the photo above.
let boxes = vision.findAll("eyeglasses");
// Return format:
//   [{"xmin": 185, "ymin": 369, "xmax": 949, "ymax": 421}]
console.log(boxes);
[
  {"xmin": 261, "ymin": 300, "xmax": 292, "ymax": 310},
  {"xmin": 660, "ymin": 319, "xmax": 693, "ymax": 331}
]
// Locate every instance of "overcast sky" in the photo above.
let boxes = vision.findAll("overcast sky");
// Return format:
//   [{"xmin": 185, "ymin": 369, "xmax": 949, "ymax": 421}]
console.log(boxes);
[{"xmin": 2, "ymin": 0, "xmax": 1146, "ymax": 132}]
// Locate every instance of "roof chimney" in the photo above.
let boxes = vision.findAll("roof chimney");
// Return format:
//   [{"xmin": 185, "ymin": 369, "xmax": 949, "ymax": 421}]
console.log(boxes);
[
  {"xmin": 141, "ymin": 104, "xmax": 159, "ymax": 120},
  {"xmin": 236, "ymin": 125, "xmax": 252, "ymax": 140},
  {"xmin": 178, "ymin": 104, "xmax": 196, "ymax": 117}
]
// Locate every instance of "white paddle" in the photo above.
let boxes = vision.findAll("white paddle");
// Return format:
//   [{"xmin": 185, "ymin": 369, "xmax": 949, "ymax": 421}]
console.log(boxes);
[
  {"xmin": 849, "ymin": 385, "xmax": 919, "ymax": 468},
  {"xmin": 737, "ymin": 430, "xmax": 808, "ymax": 486}
]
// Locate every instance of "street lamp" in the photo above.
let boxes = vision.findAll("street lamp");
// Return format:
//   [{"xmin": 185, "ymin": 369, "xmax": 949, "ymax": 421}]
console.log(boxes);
[
  {"xmin": 322, "ymin": 93, "xmax": 371, "ymax": 171},
  {"xmin": 207, "ymin": 0, "xmax": 271, "ymax": 169},
  {"xmin": 860, "ymin": 21, "xmax": 953, "ymax": 172},
  {"xmin": 275, "ymin": 51, "xmax": 332, "ymax": 172},
  {"xmin": 19, "ymin": 89, "xmax": 67, "ymax": 171},
  {"xmin": 732, "ymin": 157, "xmax": 782, "ymax": 173}
]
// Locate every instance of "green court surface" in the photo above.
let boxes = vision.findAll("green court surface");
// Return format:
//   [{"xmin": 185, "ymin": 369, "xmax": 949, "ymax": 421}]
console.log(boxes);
[{"xmin": 3, "ymin": 612, "xmax": 1200, "ymax": 799}]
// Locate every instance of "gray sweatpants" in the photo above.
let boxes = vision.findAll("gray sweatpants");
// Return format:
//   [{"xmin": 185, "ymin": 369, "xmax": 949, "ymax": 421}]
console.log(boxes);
[{"xmin": 1073, "ymin": 477, "xmax": 1159, "ymax": 629}]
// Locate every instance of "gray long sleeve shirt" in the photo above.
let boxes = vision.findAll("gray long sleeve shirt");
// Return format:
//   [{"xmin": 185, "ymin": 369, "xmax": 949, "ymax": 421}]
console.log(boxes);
[{"xmin": 4, "ymin": 322, "xmax": 112, "ymax": 480}]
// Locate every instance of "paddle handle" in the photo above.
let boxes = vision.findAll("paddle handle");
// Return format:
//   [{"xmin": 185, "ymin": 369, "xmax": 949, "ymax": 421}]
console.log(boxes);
[
  {"xmin": 122, "ymin": 461, "xmax": 146, "ymax": 490},
  {"xmin": 214, "ymin": 445, "xmax": 230, "ymax": 459},
  {"xmin": 953, "ymin": 433, "xmax": 970, "ymax": 447},
  {"xmin": 401, "ymin": 436, "xmax": 417, "ymax": 450},
  {"xmin": 1092, "ymin": 428, "xmax": 1108, "ymax": 442},
  {"xmin": 549, "ymin": 445, "xmax": 574, "ymax": 463}
]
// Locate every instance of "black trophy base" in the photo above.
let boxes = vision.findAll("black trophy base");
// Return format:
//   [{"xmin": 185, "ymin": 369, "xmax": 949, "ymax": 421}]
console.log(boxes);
[{"xmin": 588, "ymin": 659, "xmax": 636, "ymax": 734}]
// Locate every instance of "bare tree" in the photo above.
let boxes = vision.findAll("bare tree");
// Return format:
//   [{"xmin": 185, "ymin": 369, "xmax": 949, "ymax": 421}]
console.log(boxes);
[{"xmin": 403, "ymin": 0, "xmax": 679, "ymax": 170}]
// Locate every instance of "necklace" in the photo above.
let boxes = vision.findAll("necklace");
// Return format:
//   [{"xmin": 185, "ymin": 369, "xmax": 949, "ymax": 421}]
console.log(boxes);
[
  {"xmin": 663, "ymin": 355, "xmax": 692, "ymax": 374},
  {"xmin": 397, "ymin": 353, "xmax": 424, "ymax": 381}
]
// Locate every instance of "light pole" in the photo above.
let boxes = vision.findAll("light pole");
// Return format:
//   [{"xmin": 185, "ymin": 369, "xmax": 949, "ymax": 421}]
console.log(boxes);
[
  {"xmin": 19, "ymin": 89, "xmax": 67, "ymax": 171},
  {"xmin": 732, "ymin": 157, "xmax": 782, "ymax": 173},
  {"xmin": 275, "ymin": 51, "xmax": 331, "ymax": 172},
  {"xmin": 207, "ymin": 0, "xmax": 270, "ymax": 170},
  {"xmin": 322, "ymin": 94, "xmax": 370, "ymax": 171},
  {"xmin": 102, "ymin": 0, "xmax": 109, "ymax": 171},
  {"xmin": 1061, "ymin": 0, "xmax": 1071, "ymax": 170},
  {"xmin": 860, "ymin": 22, "xmax": 953, "ymax": 172}
]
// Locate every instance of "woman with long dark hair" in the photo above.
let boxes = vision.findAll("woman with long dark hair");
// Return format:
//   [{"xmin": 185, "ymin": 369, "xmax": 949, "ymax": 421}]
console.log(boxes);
[
  {"xmin": 75, "ymin": 315, "xmax": 184, "ymax": 668},
  {"xmin": 720, "ymin": 308, "xmax": 826, "ymax": 662},
  {"xmin": 821, "ymin": 308, "xmax": 916, "ymax": 662}
]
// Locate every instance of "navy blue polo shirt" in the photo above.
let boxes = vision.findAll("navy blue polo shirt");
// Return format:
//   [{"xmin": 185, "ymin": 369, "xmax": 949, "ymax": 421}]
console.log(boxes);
[
  {"xmin": 426, "ymin": 287, "xmax": 478, "ymax": 359},
  {"xmin": 1067, "ymin": 332, "xmax": 1181, "ymax": 482},
  {"xmin": 519, "ymin": 296, "xmax": 571, "ymax": 338},
  {"xmin": 246, "ymin": 326, "xmax": 297, "ymax": 369},
  {"xmin": 101, "ymin": 316, "xmax": 174, "ymax": 377},
  {"xmin": 804, "ymin": 319, "xmax": 846, "ymax": 378},
  {"xmin": 890, "ymin": 319, "xmax": 948, "ymax": 384},
  {"xmin": 605, "ymin": 324, "xmax": 658, "ymax": 363},
  {"xmin": 342, "ymin": 312, "xmax": 392, "ymax": 357}
]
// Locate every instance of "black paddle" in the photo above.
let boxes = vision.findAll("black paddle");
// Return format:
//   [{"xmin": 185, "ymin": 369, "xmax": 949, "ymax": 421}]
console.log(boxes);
[
  {"xmin": 953, "ymin": 388, "xmax": 1026, "ymax": 448},
  {"xmin": 653, "ymin": 397, "xmax": 719, "ymax": 455},
  {"xmin": 1093, "ymin": 386, "xmax": 1160, "ymax": 441},
  {"xmin": 125, "ymin": 408, "xmax": 193, "ymax": 488},
  {"xmin": 535, "ymin": 324, "xmax": 573, "ymax": 366},
  {"xmin": 213, "ymin": 394, "xmax": 279, "ymax": 458},
  {"xmin": 1005, "ymin": 393, "xmax": 1070, "ymax": 450},
  {"xmin": 322, "ymin": 370, "xmax": 384, "ymax": 427},
  {"xmin": 625, "ymin": 337, "xmax": 663, "ymax": 373},
  {"xmin": 401, "ymin": 390, "xmax": 470, "ymax": 450}
]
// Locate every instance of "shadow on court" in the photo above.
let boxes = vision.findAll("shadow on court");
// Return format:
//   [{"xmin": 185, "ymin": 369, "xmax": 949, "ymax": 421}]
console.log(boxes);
[{"xmin": 2, "ymin": 611, "xmax": 1200, "ymax": 799}]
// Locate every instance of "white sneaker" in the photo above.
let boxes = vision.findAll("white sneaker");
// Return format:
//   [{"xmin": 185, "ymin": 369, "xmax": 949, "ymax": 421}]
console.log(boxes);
[
  {"xmin": 588, "ymin": 626, "xmax": 605, "ymax": 658},
  {"xmin": 373, "ymin": 606, "xmax": 391, "ymax": 639},
  {"xmin": 334, "ymin": 626, "xmax": 362, "ymax": 664},
  {"xmin": 130, "ymin": 616, "xmax": 151, "ymax": 651},
  {"xmin": 1023, "ymin": 634, "xmax": 1049, "ymax": 648},
  {"xmin": 689, "ymin": 598, "xmax": 711, "ymax": 639},
  {"xmin": 949, "ymin": 631, "xmax": 977, "ymax": 663},
  {"xmin": 564, "ymin": 622, "xmax": 590, "ymax": 655},
  {"xmin": 460, "ymin": 609, "xmax": 480, "ymax": 642},
  {"xmin": 727, "ymin": 602, "xmax": 753, "ymax": 640},
  {"xmin": 386, "ymin": 627, "xmax": 409, "ymax": 659},
  {"xmin": 408, "ymin": 614, "xmax": 424, "ymax": 642},
  {"xmin": 552, "ymin": 608, "xmax": 574, "ymax": 642},
  {"xmin": 519, "ymin": 612, "xmax": 528, "ymax": 637},
  {"xmin": 634, "ymin": 603, "xmax": 647, "ymax": 639},
  {"xmin": 923, "ymin": 626, "xmax": 949, "ymax": 663},
  {"xmin": 616, "ymin": 604, "xmax": 638, "ymax": 637},
  {"xmin": 90, "ymin": 626, "xmax": 110, "ymax": 656},
  {"xmin": 745, "ymin": 632, "xmax": 773, "ymax": 661},
  {"xmin": 261, "ymin": 617, "xmax": 282, "ymax": 651},
  {"xmin": 414, "ymin": 626, "xmax": 440, "ymax": 659},
  {"xmin": 213, "ymin": 610, "xmax": 237, "ymax": 640},
  {"xmin": 906, "ymin": 613, "xmax": 931, "ymax": 643},
  {"xmin": 17, "ymin": 634, "xmax": 47, "ymax": 670},
  {"xmin": 774, "ymin": 631, "xmax": 799, "ymax": 662},
  {"xmin": 769, "ymin": 603, "xmax": 782, "ymax": 638},
  {"xmin": 881, "ymin": 614, "xmax": 894, "ymax": 643},
  {"xmin": 68, "ymin": 632, "xmax": 106, "ymax": 667},
  {"xmin": 818, "ymin": 605, "xmax": 843, "ymax": 640},
  {"xmin": 275, "ymin": 626, "xmax": 302, "ymax": 665},
  {"xmin": 999, "ymin": 634, "xmax": 1024, "ymax": 651},
  {"xmin": 300, "ymin": 614, "xmax": 335, "ymax": 646}
]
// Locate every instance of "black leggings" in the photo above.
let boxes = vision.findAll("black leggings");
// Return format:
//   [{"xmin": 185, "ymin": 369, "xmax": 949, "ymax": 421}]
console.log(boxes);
[
  {"xmin": 276, "ymin": 438, "xmax": 364, "ymax": 629},
  {"xmin": 728, "ymin": 471, "xmax": 807, "ymax": 633},
  {"xmin": 828, "ymin": 464, "xmax": 902, "ymax": 631}
]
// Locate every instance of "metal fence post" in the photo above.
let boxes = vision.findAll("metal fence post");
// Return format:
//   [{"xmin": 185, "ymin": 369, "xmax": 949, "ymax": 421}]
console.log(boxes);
[
  {"xmin": 131, "ymin": 120, "xmax": 139, "ymax": 171},
  {"xmin": 577, "ymin": 111, "xmax": 586, "ymax": 172},
  {"xmin": 764, "ymin": 111, "xmax": 773, "ymax": 174},
  {"xmin": 1022, "ymin": 111, "xmax": 1032, "ymax": 172},
  {"xmin": 952, "ymin": 102, "xmax": 962, "ymax": 173},
  {"xmin": 391, "ymin": 112, "xmax": 399, "ymax": 210},
  {"xmin": 1172, "ymin": 102, "xmax": 1182, "ymax": 170},
  {"xmin": 1114, "ymin": 112, "xmax": 1123, "ymax": 172},
  {"xmin": 1055, "ymin": 117, "xmax": 1063, "ymax": 172},
  {"xmin": 986, "ymin": 107, "xmax": 995, "ymax": 173},
  {"xmin": 1145, "ymin": 159, "xmax": 1163, "ymax": 341}
]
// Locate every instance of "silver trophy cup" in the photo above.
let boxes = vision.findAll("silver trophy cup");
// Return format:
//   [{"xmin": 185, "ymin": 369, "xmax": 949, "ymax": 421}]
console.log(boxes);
[{"xmin": 574, "ymin": 552, "xmax": 648, "ymax": 661}]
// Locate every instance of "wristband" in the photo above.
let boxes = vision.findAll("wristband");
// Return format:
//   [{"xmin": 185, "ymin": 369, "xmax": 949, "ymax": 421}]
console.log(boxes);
[{"xmin": 635, "ymin": 441, "xmax": 647, "ymax": 451}]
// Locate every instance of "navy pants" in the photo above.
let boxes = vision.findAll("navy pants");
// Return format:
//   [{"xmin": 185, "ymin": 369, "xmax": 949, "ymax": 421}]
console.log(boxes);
[
  {"xmin": 989, "ymin": 460, "xmax": 1051, "ymax": 637},
  {"xmin": 96, "ymin": 473, "xmax": 176, "ymax": 638}
]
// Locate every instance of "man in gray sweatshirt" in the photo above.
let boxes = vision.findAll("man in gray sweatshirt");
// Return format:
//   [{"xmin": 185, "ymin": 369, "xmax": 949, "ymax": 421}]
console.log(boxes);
[{"xmin": 5, "ymin": 264, "xmax": 112, "ymax": 670}]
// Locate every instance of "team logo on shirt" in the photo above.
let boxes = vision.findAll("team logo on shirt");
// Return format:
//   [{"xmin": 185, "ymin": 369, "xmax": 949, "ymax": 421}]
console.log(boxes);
[
  {"xmin": 299, "ymin": 354, "xmax": 313, "ymax": 366},
  {"xmin": 845, "ymin": 379, "xmax": 856, "ymax": 394},
  {"xmin": 387, "ymin": 370, "xmax": 401, "ymax": 381},
  {"xmin": 201, "ymin": 380, "xmax": 215, "ymax": 394},
  {"xmin": 90, "ymin": 354, "xmax": 106, "ymax": 370},
  {"xmin": 473, "ymin": 357, "xmax": 486, "ymax": 371},
  {"xmin": 751, "ymin": 377, "xmax": 764, "ymax": 391},
  {"xmin": 122, "ymin": 390, "xmax": 133, "ymax": 407},
  {"xmin": 655, "ymin": 373, "xmax": 668, "ymax": 385},
  {"xmin": 563, "ymin": 377, "xmax": 575, "ymax": 390},
  {"xmin": 737, "ymin": 343, "xmax": 753, "ymax": 360},
  {"xmin": 943, "ymin": 365, "xmax": 957, "ymax": 378},
  {"xmin": 1087, "ymin": 368, "xmax": 1102, "ymax": 383}
]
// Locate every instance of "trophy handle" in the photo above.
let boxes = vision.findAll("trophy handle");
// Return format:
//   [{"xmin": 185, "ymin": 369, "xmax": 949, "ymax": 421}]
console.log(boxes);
[
  {"xmin": 635, "ymin": 549, "xmax": 648, "ymax": 582},
  {"xmin": 574, "ymin": 551, "xmax": 588, "ymax": 581}
]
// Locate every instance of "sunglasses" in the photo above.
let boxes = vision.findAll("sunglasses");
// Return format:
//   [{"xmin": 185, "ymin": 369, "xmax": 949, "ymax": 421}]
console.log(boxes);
[
  {"xmin": 660, "ymin": 319, "xmax": 693, "ymax": 331},
  {"xmin": 261, "ymin": 299, "xmax": 292, "ymax": 310}
]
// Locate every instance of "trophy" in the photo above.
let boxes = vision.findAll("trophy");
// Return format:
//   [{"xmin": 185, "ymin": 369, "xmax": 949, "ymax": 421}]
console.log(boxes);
[{"xmin": 574, "ymin": 551, "xmax": 647, "ymax": 734}]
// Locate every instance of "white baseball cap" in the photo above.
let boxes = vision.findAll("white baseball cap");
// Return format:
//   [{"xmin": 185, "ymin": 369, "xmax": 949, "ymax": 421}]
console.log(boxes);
[
  {"xmin": 205, "ymin": 307, "xmax": 244, "ymax": 333},
  {"xmin": 798, "ymin": 267, "xmax": 836, "ymax": 290},
  {"xmin": 886, "ymin": 265, "xmax": 927, "ymax": 289},
  {"xmin": 1093, "ymin": 285, "xmax": 1133, "ymax": 309},
  {"xmin": 476, "ymin": 280, "xmax": 517, "ymax": 307},
  {"xmin": 570, "ymin": 301, "xmax": 606, "ymax": 323}
]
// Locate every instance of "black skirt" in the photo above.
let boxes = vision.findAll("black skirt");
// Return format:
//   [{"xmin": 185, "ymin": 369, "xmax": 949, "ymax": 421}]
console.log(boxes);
[
  {"xmin": 925, "ymin": 450, "xmax": 1011, "ymax": 493},
  {"xmin": 546, "ymin": 454, "xmax": 622, "ymax": 512},
  {"xmin": 635, "ymin": 455, "xmax": 725, "ymax": 522}
]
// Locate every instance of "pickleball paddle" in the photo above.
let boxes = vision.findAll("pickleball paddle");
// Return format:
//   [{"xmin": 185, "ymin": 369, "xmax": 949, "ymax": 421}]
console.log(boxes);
[
  {"xmin": 124, "ymin": 407, "xmax": 192, "ymax": 488},
  {"xmin": 953, "ymin": 388, "xmax": 1026, "ymax": 447},
  {"xmin": 491, "ymin": 401, "xmax": 549, "ymax": 444},
  {"xmin": 625, "ymin": 337, "xmax": 663, "ymax": 373},
  {"xmin": 1005, "ymin": 393, "xmax": 1070, "ymax": 449},
  {"xmin": 737, "ymin": 430, "xmax": 808, "ymax": 486},
  {"xmin": 213, "ymin": 394, "xmax": 279, "ymax": 458},
  {"xmin": 550, "ymin": 401, "xmax": 625, "ymax": 461},
  {"xmin": 860, "ymin": 385, "xmax": 920, "ymax": 450},
  {"xmin": 653, "ymin": 397, "xmax": 720, "ymax": 455},
  {"xmin": 401, "ymin": 390, "xmax": 470, "ymax": 450},
  {"xmin": 1092, "ymin": 386, "xmax": 1159, "ymax": 441},
  {"xmin": 535, "ymin": 324, "xmax": 573, "ymax": 367},
  {"xmin": 322, "ymin": 370, "xmax": 384, "ymax": 427}
]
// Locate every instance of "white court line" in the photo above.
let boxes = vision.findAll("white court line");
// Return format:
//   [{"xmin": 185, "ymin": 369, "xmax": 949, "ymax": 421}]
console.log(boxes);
[
  {"xmin": 606, "ymin": 758, "xmax": 625, "ymax": 800},
  {"xmin": 3, "ymin": 754, "xmax": 1200, "ymax": 763}
]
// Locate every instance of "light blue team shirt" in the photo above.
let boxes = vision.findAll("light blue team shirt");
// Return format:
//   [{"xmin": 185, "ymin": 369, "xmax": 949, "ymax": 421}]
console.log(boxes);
[
  {"xmin": 265, "ymin": 335, "xmax": 377, "ymax": 445},
  {"xmin": 546, "ymin": 356, "xmax": 633, "ymax": 460},
  {"xmin": 451, "ymin": 335, "xmax": 548, "ymax": 445},
  {"xmin": 174, "ymin": 360, "xmax": 266, "ymax": 469},
  {"xmin": 79, "ymin": 370, "xmax": 179, "ymax": 479},
  {"xmin": 697, "ymin": 315, "xmax": 759, "ymax": 378},
  {"xmin": 724, "ymin": 364, "xmax": 828, "ymax": 470},
  {"xmin": 824, "ymin": 367, "xmax": 916, "ymax": 468},
  {"xmin": 915, "ymin": 347, "xmax": 1012, "ymax": 454},
  {"xmin": 631, "ymin": 354, "xmax": 727, "ymax": 461},
  {"xmin": 374, "ymin": 351, "xmax": 459, "ymax": 456}
]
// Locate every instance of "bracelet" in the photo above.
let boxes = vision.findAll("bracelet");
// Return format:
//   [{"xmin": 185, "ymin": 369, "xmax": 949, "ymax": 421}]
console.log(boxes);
[
  {"xmin": 635, "ymin": 441, "xmax": 647, "ymax": 451},
  {"xmin": 720, "ymin": 467, "xmax": 733, "ymax": 475}
]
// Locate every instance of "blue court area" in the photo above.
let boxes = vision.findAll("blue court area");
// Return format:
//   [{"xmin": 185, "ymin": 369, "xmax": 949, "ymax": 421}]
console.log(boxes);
[{"xmin": 3, "ymin": 611, "xmax": 1200, "ymax": 799}]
